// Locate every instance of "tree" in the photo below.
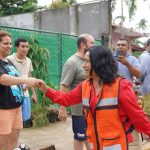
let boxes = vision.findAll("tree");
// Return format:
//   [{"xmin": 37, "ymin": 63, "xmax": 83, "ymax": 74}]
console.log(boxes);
[
  {"xmin": 0, "ymin": 0, "xmax": 38, "ymax": 16},
  {"xmin": 50, "ymin": 0, "xmax": 76, "ymax": 9},
  {"xmin": 62, "ymin": 0, "xmax": 77, "ymax": 5},
  {"xmin": 112, "ymin": 0, "xmax": 148, "ymax": 20},
  {"xmin": 111, "ymin": 0, "xmax": 149, "ymax": 38},
  {"xmin": 136, "ymin": 18, "xmax": 148, "ymax": 32}
]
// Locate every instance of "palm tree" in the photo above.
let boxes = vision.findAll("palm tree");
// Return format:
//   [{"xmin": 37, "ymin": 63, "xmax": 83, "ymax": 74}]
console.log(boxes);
[
  {"xmin": 118, "ymin": 0, "xmax": 148, "ymax": 20},
  {"xmin": 112, "ymin": 0, "xmax": 149, "ymax": 38},
  {"xmin": 136, "ymin": 18, "xmax": 148, "ymax": 32}
]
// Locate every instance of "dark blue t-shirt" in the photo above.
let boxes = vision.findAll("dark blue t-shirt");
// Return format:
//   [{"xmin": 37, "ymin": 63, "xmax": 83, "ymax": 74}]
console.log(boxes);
[{"xmin": 0, "ymin": 59, "xmax": 24, "ymax": 109}]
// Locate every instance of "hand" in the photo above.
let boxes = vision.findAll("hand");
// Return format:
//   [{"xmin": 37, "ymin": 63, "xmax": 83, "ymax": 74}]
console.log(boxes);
[
  {"xmin": 58, "ymin": 106, "xmax": 68, "ymax": 121},
  {"xmin": 25, "ymin": 77, "xmax": 38, "ymax": 87},
  {"xmin": 116, "ymin": 56, "xmax": 128, "ymax": 65},
  {"xmin": 31, "ymin": 93, "xmax": 37, "ymax": 103},
  {"xmin": 137, "ymin": 95, "xmax": 143, "ymax": 108},
  {"xmin": 36, "ymin": 79, "xmax": 49, "ymax": 93},
  {"xmin": 142, "ymin": 133, "xmax": 150, "ymax": 143}
]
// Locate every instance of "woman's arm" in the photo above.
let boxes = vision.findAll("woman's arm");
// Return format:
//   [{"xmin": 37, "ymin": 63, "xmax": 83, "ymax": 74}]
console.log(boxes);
[
  {"xmin": 37, "ymin": 79, "xmax": 82, "ymax": 107},
  {"xmin": 119, "ymin": 79, "xmax": 150, "ymax": 136}
]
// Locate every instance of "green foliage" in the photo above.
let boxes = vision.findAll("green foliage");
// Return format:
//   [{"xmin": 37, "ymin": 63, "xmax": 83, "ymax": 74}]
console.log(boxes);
[
  {"xmin": 125, "ymin": 0, "xmax": 137, "ymax": 20},
  {"xmin": 143, "ymin": 94, "xmax": 150, "ymax": 115},
  {"xmin": 136, "ymin": 18, "xmax": 148, "ymax": 31},
  {"xmin": 0, "ymin": 0, "xmax": 38, "ymax": 16},
  {"xmin": 31, "ymin": 103, "xmax": 49, "ymax": 127},
  {"xmin": 50, "ymin": 0, "xmax": 69, "ymax": 9},
  {"xmin": 27, "ymin": 36, "xmax": 50, "ymax": 105},
  {"xmin": 112, "ymin": 0, "xmax": 147, "ymax": 20},
  {"xmin": 50, "ymin": 0, "xmax": 76, "ymax": 9},
  {"xmin": 132, "ymin": 51, "xmax": 142, "ymax": 58},
  {"xmin": 67, "ymin": 0, "xmax": 77, "ymax": 5},
  {"xmin": 27, "ymin": 37, "xmax": 50, "ymax": 81}
]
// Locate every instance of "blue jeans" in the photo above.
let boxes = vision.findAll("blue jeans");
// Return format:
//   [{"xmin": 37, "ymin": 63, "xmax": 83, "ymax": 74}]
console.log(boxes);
[{"xmin": 22, "ymin": 97, "xmax": 31, "ymax": 121}]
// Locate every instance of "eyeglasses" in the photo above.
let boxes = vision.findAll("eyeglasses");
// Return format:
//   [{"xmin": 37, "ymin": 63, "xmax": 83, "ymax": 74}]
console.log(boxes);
[{"xmin": 117, "ymin": 44, "xmax": 126, "ymax": 46}]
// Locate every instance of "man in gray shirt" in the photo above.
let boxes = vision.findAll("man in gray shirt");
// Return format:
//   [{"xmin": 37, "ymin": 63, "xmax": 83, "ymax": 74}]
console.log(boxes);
[
  {"xmin": 59, "ymin": 34, "xmax": 95, "ymax": 150},
  {"xmin": 139, "ymin": 39, "xmax": 150, "ymax": 95}
]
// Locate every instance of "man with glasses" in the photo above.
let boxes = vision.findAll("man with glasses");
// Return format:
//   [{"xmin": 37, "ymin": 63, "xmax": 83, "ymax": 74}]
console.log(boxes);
[{"xmin": 114, "ymin": 39, "xmax": 141, "ymax": 83}]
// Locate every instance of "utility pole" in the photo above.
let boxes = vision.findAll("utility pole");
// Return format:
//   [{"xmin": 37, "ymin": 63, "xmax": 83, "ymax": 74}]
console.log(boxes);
[
  {"xmin": 108, "ymin": 0, "xmax": 112, "ymax": 49},
  {"xmin": 121, "ymin": 0, "xmax": 124, "ymax": 38}
]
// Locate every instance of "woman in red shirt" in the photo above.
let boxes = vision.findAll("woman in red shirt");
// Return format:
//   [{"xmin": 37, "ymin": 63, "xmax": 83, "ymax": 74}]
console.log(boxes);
[{"xmin": 37, "ymin": 46, "xmax": 150, "ymax": 150}]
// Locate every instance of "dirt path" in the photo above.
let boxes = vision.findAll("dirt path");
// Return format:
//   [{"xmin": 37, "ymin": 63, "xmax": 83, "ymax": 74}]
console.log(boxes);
[
  {"xmin": 19, "ymin": 117, "xmax": 150, "ymax": 150},
  {"xmin": 19, "ymin": 118, "xmax": 74, "ymax": 150}
]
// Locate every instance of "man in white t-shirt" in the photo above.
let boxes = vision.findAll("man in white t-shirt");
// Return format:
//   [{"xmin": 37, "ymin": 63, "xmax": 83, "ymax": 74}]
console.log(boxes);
[{"xmin": 8, "ymin": 38, "xmax": 37, "ymax": 128}]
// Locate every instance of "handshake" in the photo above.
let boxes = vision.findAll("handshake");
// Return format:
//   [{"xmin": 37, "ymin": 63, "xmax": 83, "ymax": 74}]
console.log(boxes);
[{"xmin": 23, "ymin": 77, "xmax": 49, "ymax": 93}]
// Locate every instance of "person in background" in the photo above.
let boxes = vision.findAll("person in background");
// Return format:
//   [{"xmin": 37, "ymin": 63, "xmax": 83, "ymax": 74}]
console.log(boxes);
[
  {"xmin": 58, "ymin": 33, "xmax": 95, "ymax": 150},
  {"xmin": 114, "ymin": 39, "xmax": 141, "ymax": 83},
  {"xmin": 8, "ymin": 38, "xmax": 37, "ymax": 128},
  {"xmin": 139, "ymin": 39, "xmax": 150, "ymax": 96},
  {"xmin": 0, "ymin": 31, "xmax": 37, "ymax": 150},
  {"xmin": 37, "ymin": 45, "xmax": 150, "ymax": 150}
]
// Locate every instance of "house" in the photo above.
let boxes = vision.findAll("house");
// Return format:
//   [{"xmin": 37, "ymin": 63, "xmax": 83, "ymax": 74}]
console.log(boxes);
[{"xmin": 112, "ymin": 23, "xmax": 147, "ymax": 53}]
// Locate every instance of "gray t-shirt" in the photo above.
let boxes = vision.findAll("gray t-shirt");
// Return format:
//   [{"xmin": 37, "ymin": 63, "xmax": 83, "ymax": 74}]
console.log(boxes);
[{"xmin": 60, "ymin": 54, "xmax": 85, "ymax": 116}]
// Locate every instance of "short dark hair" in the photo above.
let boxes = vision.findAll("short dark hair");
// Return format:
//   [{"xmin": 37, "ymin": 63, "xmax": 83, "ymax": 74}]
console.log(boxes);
[
  {"xmin": 0, "ymin": 31, "xmax": 11, "ymax": 42},
  {"xmin": 77, "ymin": 36, "xmax": 87, "ymax": 49},
  {"xmin": 15, "ymin": 38, "xmax": 28, "ymax": 47},
  {"xmin": 118, "ymin": 38, "xmax": 129, "ymax": 46},
  {"xmin": 146, "ymin": 39, "xmax": 150, "ymax": 47},
  {"xmin": 88, "ymin": 46, "xmax": 118, "ymax": 84}
]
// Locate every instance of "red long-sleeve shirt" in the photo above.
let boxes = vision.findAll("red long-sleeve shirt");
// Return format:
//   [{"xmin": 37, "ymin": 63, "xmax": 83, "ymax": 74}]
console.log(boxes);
[{"xmin": 45, "ymin": 79, "xmax": 150, "ymax": 142}]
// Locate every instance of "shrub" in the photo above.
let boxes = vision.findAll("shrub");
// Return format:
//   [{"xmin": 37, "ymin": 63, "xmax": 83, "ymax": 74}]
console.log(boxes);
[{"xmin": 31, "ymin": 103, "xmax": 49, "ymax": 127}]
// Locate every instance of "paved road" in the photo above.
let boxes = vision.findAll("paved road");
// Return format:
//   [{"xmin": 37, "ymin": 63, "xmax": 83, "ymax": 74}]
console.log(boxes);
[
  {"xmin": 19, "ymin": 118, "xmax": 74, "ymax": 150},
  {"xmin": 19, "ymin": 117, "xmax": 150, "ymax": 150}
]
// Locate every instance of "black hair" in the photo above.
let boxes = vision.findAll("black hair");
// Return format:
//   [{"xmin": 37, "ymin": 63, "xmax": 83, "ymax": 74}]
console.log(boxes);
[
  {"xmin": 77, "ymin": 36, "xmax": 87, "ymax": 48},
  {"xmin": 118, "ymin": 38, "xmax": 129, "ymax": 46},
  {"xmin": 88, "ymin": 46, "xmax": 118, "ymax": 84},
  {"xmin": 14, "ymin": 38, "xmax": 27, "ymax": 47},
  {"xmin": 146, "ymin": 39, "xmax": 150, "ymax": 47}
]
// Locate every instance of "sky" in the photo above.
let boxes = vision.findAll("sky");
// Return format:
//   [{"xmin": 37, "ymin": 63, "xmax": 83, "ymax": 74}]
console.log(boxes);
[
  {"xmin": 37, "ymin": 0, "xmax": 150, "ymax": 40},
  {"xmin": 113, "ymin": 0, "xmax": 150, "ymax": 30}
]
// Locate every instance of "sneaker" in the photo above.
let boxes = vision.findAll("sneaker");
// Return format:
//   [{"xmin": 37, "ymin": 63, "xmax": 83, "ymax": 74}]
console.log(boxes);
[
  {"xmin": 19, "ymin": 143, "xmax": 30, "ymax": 150},
  {"xmin": 23, "ymin": 119, "xmax": 33, "ymax": 128}
]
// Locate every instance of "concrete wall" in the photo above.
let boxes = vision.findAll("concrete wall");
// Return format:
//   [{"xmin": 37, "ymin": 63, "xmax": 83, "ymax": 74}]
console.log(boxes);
[
  {"xmin": 34, "ymin": 8, "xmax": 71, "ymax": 33},
  {"xmin": 0, "ymin": 13, "xmax": 34, "ymax": 29},
  {"xmin": 0, "ymin": 1, "xmax": 110, "ymax": 39},
  {"xmin": 76, "ymin": 1, "xmax": 110, "ymax": 38}
]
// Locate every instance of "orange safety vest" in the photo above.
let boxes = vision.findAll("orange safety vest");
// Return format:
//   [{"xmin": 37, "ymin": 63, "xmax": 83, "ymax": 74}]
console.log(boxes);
[{"xmin": 82, "ymin": 78, "xmax": 128, "ymax": 150}]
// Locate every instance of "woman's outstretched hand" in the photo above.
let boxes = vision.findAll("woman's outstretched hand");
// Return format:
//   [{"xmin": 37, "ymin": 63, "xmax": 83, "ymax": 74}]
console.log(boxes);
[{"xmin": 36, "ymin": 79, "xmax": 49, "ymax": 93}]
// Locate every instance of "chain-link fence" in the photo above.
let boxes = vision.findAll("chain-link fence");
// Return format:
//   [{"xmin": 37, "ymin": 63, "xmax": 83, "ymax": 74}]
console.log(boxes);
[{"xmin": 0, "ymin": 26, "xmax": 102, "ymax": 87}]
